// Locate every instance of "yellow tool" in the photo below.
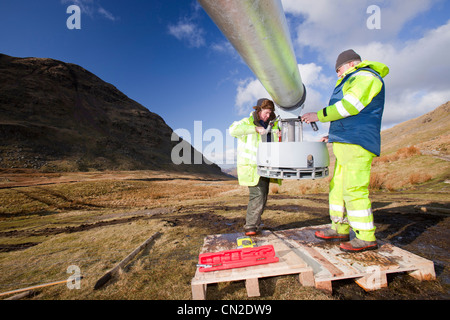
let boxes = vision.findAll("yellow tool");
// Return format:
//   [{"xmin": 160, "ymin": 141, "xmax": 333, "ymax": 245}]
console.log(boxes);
[{"xmin": 237, "ymin": 236, "xmax": 255, "ymax": 248}]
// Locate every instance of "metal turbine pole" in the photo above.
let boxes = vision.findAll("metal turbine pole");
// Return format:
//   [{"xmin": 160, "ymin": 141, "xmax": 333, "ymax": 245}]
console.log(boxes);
[
  {"xmin": 198, "ymin": 0, "xmax": 305, "ymax": 112},
  {"xmin": 199, "ymin": 0, "xmax": 329, "ymax": 180}
]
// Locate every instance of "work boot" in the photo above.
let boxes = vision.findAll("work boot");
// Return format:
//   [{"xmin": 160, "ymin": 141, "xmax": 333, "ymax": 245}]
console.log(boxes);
[
  {"xmin": 315, "ymin": 228, "xmax": 350, "ymax": 241},
  {"xmin": 340, "ymin": 238, "xmax": 378, "ymax": 252},
  {"xmin": 244, "ymin": 227, "xmax": 258, "ymax": 236}
]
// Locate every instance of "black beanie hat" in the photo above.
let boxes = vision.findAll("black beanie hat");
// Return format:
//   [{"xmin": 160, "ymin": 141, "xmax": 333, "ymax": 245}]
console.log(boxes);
[{"xmin": 335, "ymin": 49, "xmax": 361, "ymax": 71}]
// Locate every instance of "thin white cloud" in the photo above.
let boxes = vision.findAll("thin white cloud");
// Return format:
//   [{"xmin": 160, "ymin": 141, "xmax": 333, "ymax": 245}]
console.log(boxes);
[
  {"xmin": 98, "ymin": 7, "xmax": 117, "ymax": 21},
  {"xmin": 235, "ymin": 78, "xmax": 270, "ymax": 115},
  {"xmin": 298, "ymin": 63, "xmax": 332, "ymax": 90},
  {"xmin": 168, "ymin": 20, "xmax": 205, "ymax": 48},
  {"xmin": 210, "ymin": 41, "xmax": 237, "ymax": 57},
  {"xmin": 61, "ymin": 0, "xmax": 118, "ymax": 21},
  {"xmin": 168, "ymin": 2, "xmax": 206, "ymax": 48}
]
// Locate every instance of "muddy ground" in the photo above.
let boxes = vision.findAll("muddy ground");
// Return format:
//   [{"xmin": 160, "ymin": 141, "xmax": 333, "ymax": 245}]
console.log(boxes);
[
  {"xmin": 174, "ymin": 196, "xmax": 450, "ymax": 300},
  {"xmin": 0, "ymin": 171, "xmax": 448, "ymax": 300}
]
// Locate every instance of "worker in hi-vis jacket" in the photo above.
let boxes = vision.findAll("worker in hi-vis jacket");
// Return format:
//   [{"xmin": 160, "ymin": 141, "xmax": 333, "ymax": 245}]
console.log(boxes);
[
  {"xmin": 302, "ymin": 49, "xmax": 389, "ymax": 252},
  {"xmin": 229, "ymin": 98, "xmax": 281, "ymax": 236}
]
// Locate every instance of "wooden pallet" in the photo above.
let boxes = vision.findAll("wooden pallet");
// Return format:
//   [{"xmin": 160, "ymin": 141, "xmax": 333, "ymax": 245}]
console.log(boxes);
[
  {"xmin": 191, "ymin": 225, "xmax": 436, "ymax": 298},
  {"xmin": 191, "ymin": 230, "xmax": 314, "ymax": 300},
  {"xmin": 275, "ymin": 224, "xmax": 436, "ymax": 293}
]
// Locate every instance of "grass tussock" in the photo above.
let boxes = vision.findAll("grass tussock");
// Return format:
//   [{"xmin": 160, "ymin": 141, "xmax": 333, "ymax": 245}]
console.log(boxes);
[
  {"xmin": 373, "ymin": 146, "xmax": 421, "ymax": 165},
  {"xmin": 408, "ymin": 172, "xmax": 432, "ymax": 185},
  {"xmin": 368, "ymin": 145, "xmax": 448, "ymax": 191},
  {"xmin": 369, "ymin": 172, "xmax": 386, "ymax": 190},
  {"xmin": 270, "ymin": 185, "xmax": 279, "ymax": 194}
]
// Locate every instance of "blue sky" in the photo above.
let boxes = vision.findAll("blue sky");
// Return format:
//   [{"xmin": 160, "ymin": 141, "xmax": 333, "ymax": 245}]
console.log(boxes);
[{"xmin": 1, "ymin": 0, "xmax": 449, "ymax": 168}]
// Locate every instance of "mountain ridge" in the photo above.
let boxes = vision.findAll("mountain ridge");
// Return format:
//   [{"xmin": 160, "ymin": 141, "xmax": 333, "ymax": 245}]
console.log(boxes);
[{"xmin": 0, "ymin": 53, "xmax": 225, "ymax": 176}]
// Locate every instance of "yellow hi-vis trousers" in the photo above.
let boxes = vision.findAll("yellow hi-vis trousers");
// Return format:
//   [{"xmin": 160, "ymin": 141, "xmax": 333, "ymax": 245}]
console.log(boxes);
[{"xmin": 329, "ymin": 143, "xmax": 377, "ymax": 242}]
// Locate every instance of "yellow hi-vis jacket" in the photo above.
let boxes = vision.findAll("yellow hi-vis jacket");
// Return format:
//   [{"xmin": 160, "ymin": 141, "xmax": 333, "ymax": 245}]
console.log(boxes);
[{"xmin": 229, "ymin": 112, "xmax": 281, "ymax": 186}]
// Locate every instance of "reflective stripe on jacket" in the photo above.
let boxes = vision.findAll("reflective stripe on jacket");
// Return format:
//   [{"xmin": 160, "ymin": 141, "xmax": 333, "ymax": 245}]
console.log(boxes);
[{"xmin": 318, "ymin": 60, "xmax": 389, "ymax": 156}]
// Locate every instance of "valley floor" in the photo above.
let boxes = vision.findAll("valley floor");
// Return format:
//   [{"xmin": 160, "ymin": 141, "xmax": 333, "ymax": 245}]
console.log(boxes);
[{"xmin": 0, "ymin": 169, "xmax": 448, "ymax": 300}]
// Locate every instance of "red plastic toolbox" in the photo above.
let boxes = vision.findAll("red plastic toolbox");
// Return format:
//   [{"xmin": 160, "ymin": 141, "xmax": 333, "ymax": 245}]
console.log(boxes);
[{"xmin": 198, "ymin": 244, "xmax": 279, "ymax": 272}]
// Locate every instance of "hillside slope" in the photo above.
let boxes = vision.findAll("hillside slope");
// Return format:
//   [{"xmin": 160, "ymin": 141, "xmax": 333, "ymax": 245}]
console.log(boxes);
[
  {"xmin": 381, "ymin": 101, "xmax": 450, "ymax": 158},
  {"xmin": 0, "ymin": 54, "xmax": 224, "ymax": 176}
]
